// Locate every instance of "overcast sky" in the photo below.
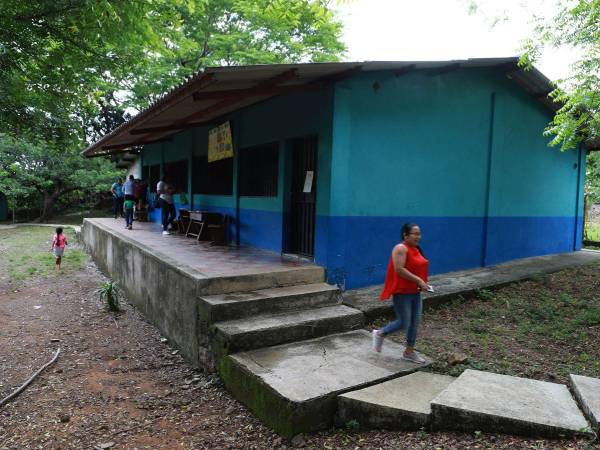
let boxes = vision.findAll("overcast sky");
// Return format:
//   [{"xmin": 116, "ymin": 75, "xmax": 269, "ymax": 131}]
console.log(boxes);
[{"xmin": 332, "ymin": 0, "xmax": 575, "ymax": 81}]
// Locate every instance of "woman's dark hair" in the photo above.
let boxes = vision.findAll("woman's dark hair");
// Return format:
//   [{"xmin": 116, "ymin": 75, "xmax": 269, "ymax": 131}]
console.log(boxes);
[
  {"xmin": 401, "ymin": 222, "xmax": 424, "ymax": 256},
  {"xmin": 56, "ymin": 227, "xmax": 63, "ymax": 235}
]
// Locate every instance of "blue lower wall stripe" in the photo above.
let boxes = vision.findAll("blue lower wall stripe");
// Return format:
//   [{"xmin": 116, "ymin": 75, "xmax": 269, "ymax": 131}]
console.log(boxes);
[
  {"xmin": 148, "ymin": 209, "xmax": 581, "ymax": 290},
  {"xmin": 320, "ymin": 215, "xmax": 581, "ymax": 290}
]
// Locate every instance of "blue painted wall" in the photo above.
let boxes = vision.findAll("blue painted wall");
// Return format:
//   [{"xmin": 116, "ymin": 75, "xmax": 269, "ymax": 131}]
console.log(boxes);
[{"xmin": 325, "ymin": 68, "xmax": 584, "ymax": 289}]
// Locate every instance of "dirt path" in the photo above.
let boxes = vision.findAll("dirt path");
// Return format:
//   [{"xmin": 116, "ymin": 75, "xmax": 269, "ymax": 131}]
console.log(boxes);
[{"xmin": 0, "ymin": 245, "xmax": 598, "ymax": 448}]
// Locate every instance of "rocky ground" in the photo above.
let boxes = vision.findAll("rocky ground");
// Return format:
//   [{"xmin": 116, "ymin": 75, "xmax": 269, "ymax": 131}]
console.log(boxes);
[{"xmin": 0, "ymin": 227, "xmax": 599, "ymax": 449}]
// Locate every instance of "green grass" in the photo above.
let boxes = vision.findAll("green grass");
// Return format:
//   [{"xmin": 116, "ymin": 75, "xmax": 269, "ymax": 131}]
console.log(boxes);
[
  {"xmin": 0, "ymin": 226, "xmax": 88, "ymax": 283},
  {"xmin": 50, "ymin": 208, "xmax": 113, "ymax": 225},
  {"xmin": 584, "ymin": 222, "xmax": 600, "ymax": 241}
]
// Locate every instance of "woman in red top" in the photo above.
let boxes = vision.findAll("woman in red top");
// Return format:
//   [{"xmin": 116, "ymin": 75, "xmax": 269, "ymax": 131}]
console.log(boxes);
[{"xmin": 372, "ymin": 223, "xmax": 430, "ymax": 363}]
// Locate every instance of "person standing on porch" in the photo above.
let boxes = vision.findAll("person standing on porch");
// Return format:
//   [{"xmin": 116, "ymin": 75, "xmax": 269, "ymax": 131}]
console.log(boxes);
[
  {"xmin": 372, "ymin": 223, "xmax": 431, "ymax": 364},
  {"xmin": 122, "ymin": 174, "xmax": 136, "ymax": 201},
  {"xmin": 157, "ymin": 176, "xmax": 176, "ymax": 235},
  {"xmin": 110, "ymin": 178, "xmax": 123, "ymax": 219}
]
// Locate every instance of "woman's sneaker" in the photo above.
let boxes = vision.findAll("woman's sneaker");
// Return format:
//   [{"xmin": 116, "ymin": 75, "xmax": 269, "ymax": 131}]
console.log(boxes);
[
  {"xmin": 402, "ymin": 351, "xmax": 426, "ymax": 364},
  {"xmin": 372, "ymin": 330, "xmax": 384, "ymax": 352}
]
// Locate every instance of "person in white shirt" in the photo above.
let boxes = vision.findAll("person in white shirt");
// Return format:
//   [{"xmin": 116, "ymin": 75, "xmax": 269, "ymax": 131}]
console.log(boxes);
[{"xmin": 156, "ymin": 175, "xmax": 176, "ymax": 235}]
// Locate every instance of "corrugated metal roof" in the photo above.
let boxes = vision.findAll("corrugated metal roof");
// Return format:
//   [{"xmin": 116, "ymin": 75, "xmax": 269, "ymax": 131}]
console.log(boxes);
[{"xmin": 82, "ymin": 57, "xmax": 558, "ymax": 157}]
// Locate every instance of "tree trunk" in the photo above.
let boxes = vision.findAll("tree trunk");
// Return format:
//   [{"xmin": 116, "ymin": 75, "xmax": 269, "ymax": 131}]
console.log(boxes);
[{"xmin": 40, "ymin": 190, "xmax": 60, "ymax": 222}]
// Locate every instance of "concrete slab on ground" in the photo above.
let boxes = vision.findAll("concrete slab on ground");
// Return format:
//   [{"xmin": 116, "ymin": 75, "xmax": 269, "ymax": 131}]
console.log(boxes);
[
  {"xmin": 337, "ymin": 372, "xmax": 455, "ymax": 430},
  {"xmin": 219, "ymin": 329, "xmax": 431, "ymax": 437},
  {"xmin": 570, "ymin": 374, "xmax": 600, "ymax": 431},
  {"xmin": 431, "ymin": 369, "xmax": 591, "ymax": 437},
  {"xmin": 343, "ymin": 250, "xmax": 600, "ymax": 318}
]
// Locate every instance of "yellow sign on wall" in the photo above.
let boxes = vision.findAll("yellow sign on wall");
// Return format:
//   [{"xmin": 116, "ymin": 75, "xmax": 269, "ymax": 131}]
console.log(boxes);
[{"xmin": 208, "ymin": 122, "xmax": 234, "ymax": 162}]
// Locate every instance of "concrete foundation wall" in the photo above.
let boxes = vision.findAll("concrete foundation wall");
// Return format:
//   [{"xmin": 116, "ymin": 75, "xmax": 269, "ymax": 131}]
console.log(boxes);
[{"xmin": 82, "ymin": 219, "xmax": 212, "ymax": 368}]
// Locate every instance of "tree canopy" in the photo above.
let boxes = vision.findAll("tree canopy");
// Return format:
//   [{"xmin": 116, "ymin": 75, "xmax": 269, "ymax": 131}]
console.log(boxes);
[
  {"xmin": 0, "ymin": 0, "xmax": 345, "ymax": 220},
  {"xmin": 520, "ymin": 0, "xmax": 599, "ymax": 150},
  {"xmin": 1, "ymin": 0, "xmax": 344, "ymax": 143}
]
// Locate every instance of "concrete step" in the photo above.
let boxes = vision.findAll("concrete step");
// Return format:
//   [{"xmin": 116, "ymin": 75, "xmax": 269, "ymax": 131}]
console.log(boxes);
[
  {"xmin": 569, "ymin": 374, "xmax": 600, "ymax": 432},
  {"xmin": 337, "ymin": 372, "xmax": 455, "ymax": 430},
  {"xmin": 219, "ymin": 329, "xmax": 431, "ymax": 437},
  {"xmin": 430, "ymin": 369, "xmax": 592, "ymax": 438},
  {"xmin": 198, "ymin": 283, "xmax": 339, "ymax": 322},
  {"xmin": 199, "ymin": 265, "xmax": 326, "ymax": 296},
  {"xmin": 214, "ymin": 305, "xmax": 364, "ymax": 355}
]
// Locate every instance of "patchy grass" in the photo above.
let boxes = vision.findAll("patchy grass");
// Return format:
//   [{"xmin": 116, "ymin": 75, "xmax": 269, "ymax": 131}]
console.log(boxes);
[
  {"xmin": 50, "ymin": 208, "xmax": 113, "ymax": 225},
  {"xmin": 370, "ymin": 264, "xmax": 600, "ymax": 383},
  {"xmin": 585, "ymin": 222, "xmax": 600, "ymax": 242},
  {"xmin": 0, "ymin": 226, "xmax": 87, "ymax": 284}
]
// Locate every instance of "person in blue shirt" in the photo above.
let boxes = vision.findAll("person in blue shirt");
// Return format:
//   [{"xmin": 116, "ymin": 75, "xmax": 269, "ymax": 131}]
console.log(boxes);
[
  {"xmin": 122, "ymin": 174, "xmax": 136, "ymax": 201},
  {"xmin": 110, "ymin": 178, "xmax": 124, "ymax": 219}
]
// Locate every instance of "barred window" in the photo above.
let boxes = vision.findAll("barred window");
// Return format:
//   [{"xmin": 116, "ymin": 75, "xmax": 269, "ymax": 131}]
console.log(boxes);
[
  {"xmin": 239, "ymin": 143, "xmax": 279, "ymax": 197},
  {"xmin": 193, "ymin": 155, "xmax": 233, "ymax": 195}
]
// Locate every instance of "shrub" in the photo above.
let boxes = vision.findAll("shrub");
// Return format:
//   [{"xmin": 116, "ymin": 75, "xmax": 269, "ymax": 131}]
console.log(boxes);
[{"xmin": 98, "ymin": 280, "xmax": 121, "ymax": 312}]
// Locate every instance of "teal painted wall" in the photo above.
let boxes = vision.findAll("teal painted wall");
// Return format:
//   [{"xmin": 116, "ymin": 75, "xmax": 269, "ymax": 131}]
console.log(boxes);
[
  {"xmin": 325, "ymin": 68, "xmax": 583, "ymax": 288},
  {"xmin": 142, "ymin": 88, "xmax": 335, "ymax": 252}
]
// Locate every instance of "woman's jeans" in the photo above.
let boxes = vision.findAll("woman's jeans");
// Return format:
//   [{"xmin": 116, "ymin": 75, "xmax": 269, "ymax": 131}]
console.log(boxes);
[
  {"xmin": 112, "ymin": 196, "xmax": 123, "ymax": 217},
  {"xmin": 159, "ymin": 198, "xmax": 176, "ymax": 231},
  {"xmin": 382, "ymin": 293, "xmax": 422, "ymax": 347}
]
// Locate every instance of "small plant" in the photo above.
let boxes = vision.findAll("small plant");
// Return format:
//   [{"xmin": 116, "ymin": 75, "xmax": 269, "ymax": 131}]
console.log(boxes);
[
  {"xmin": 98, "ymin": 280, "xmax": 121, "ymax": 312},
  {"xmin": 344, "ymin": 419, "xmax": 359, "ymax": 430}
]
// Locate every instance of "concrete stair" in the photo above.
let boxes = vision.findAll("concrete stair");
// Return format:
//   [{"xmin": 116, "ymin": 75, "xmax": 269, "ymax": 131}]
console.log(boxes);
[
  {"xmin": 214, "ymin": 304, "xmax": 364, "ymax": 354},
  {"xmin": 201, "ymin": 279, "xmax": 366, "ymax": 365},
  {"xmin": 198, "ymin": 282, "xmax": 339, "ymax": 322}
]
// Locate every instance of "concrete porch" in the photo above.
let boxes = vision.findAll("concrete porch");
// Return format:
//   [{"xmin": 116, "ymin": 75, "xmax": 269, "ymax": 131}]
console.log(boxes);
[{"xmin": 81, "ymin": 218, "xmax": 347, "ymax": 369}]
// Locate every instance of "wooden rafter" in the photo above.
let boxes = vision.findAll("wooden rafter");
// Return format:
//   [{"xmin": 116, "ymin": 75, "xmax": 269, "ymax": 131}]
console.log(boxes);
[{"xmin": 138, "ymin": 69, "xmax": 299, "ymax": 142}]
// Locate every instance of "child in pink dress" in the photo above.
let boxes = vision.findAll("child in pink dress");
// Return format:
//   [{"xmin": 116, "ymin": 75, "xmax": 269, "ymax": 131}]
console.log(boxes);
[{"xmin": 50, "ymin": 227, "xmax": 68, "ymax": 270}]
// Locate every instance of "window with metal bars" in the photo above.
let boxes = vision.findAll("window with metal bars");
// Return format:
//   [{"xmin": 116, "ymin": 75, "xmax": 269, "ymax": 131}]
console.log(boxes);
[
  {"xmin": 239, "ymin": 143, "xmax": 279, "ymax": 197},
  {"xmin": 193, "ymin": 155, "xmax": 233, "ymax": 195},
  {"xmin": 164, "ymin": 160, "xmax": 188, "ymax": 193}
]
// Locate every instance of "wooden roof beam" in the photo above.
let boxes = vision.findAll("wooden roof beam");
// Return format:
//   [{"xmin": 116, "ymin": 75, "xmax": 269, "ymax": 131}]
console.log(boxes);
[{"xmin": 140, "ymin": 69, "xmax": 300, "ymax": 142}]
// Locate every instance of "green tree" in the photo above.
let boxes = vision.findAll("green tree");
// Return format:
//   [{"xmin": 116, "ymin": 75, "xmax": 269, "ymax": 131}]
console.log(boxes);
[
  {"xmin": 1, "ymin": 0, "xmax": 345, "ymax": 142},
  {"xmin": 0, "ymin": 134, "xmax": 122, "ymax": 221},
  {"xmin": 520, "ymin": 0, "xmax": 599, "ymax": 150},
  {"xmin": 0, "ymin": 1, "xmax": 344, "ymax": 220}
]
